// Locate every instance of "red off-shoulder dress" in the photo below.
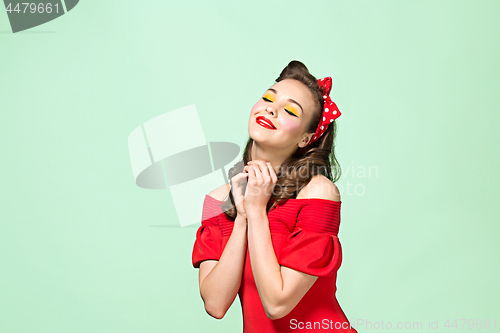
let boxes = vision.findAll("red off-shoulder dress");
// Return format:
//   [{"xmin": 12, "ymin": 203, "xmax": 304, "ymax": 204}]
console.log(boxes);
[{"xmin": 192, "ymin": 194, "xmax": 357, "ymax": 333}]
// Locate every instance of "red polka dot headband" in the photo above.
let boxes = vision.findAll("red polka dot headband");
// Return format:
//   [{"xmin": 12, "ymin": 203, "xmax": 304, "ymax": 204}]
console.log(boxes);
[{"xmin": 305, "ymin": 77, "xmax": 341, "ymax": 147}]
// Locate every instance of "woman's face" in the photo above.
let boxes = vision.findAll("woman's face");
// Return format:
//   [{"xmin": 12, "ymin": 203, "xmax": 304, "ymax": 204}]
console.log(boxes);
[{"xmin": 248, "ymin": 79, "xmax": 317, "ymax": 150}]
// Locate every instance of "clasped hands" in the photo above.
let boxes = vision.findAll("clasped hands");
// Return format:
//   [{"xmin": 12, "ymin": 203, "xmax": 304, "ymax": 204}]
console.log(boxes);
[{"xmin": 230, "ymin": 160, "xmax": 278, "ymax": 219}]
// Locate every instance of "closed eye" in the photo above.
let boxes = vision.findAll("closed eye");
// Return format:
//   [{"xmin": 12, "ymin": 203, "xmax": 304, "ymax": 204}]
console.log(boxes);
[{"xmin": 263, "ymin": 97, "xmax": 298, "ymax": 117}]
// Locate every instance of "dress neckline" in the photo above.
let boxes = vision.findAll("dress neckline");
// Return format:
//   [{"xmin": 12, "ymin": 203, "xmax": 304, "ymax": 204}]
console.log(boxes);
[{"xmin": 205, "ymin": 194, "xmax": 341, "ymax": 204}]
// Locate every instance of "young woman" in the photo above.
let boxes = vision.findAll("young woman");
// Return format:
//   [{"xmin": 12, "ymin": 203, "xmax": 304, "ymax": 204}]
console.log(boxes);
[{"xmin": 192, "ymin": 60, "xmax": 357, "ymax": 332}]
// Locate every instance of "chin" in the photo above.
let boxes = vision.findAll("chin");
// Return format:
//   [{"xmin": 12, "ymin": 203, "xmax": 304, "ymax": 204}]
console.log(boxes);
[
  {"xmin": 250, "ymin": 135, "xmax": 280, "ymax": 150},
  {"xmin": 249, "ymin": 125, "xmax": 273, "ymax": 140},
  {"xmin": 248, "ymin": 124, "xmax": 266, "ymax": 140},
  {"xmin": 249, "ymin": 132, "xmax": 265, "ymax": 144}
]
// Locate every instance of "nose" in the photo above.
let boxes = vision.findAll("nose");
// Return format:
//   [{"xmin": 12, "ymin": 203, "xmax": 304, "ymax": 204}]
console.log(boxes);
[{"xmin": 266, "ymin": 106, "xmax": 276, "ymax": 117}]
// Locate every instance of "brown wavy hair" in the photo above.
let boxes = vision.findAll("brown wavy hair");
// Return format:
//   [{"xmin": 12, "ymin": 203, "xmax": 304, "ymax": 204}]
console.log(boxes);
[{"xmin": 219, "ymin": 60, "xmax": 342, "ymax": 219}]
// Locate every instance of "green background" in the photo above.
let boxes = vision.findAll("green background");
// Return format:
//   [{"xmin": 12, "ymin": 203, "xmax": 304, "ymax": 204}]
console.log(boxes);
[{"xmin": 1, "ymin": 1, "xmax": 499, "ymax": 332}]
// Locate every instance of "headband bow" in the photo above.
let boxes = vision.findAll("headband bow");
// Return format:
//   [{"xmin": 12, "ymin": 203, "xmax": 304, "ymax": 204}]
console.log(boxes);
[{"xmin": 305, "ymin": 77, "xmax": 341, "ymax": 147}]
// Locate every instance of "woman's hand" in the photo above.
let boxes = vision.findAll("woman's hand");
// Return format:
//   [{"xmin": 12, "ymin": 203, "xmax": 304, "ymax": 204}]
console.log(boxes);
[
  {"xmin": 230, "ymin": 170, "xmax": 249, "ymax": 220},
  {"xmin": 244, "ymin": 160, "xmax": 278, "ymax": 213}
]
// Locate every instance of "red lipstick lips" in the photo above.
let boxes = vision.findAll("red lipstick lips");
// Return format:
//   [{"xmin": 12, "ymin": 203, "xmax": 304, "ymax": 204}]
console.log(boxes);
[{"xmin": 256, "ymin": 116, "xmax": 276, "ymax": 130}]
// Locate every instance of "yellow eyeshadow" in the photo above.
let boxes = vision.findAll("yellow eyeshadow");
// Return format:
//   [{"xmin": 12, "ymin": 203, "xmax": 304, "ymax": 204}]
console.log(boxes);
[
  {"xmin": 263, "ymin": 93, "xmax": 274, "ymax": 101},
  {"xmin": 286, "ymin": 106, "xmax": 298, "ymax": 116}
]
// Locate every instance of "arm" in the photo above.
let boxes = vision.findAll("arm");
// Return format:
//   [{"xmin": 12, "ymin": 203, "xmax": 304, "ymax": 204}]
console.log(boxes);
[
  {"xmin": 246, "ymin": 169, "xmax": 340, "ymax": 319},
  {"xmin": 247, "ymin": 211, "xmax": 318, "ymax": 319},
  {"xmin": 198, "ymin": 214, "xmax": 247, "ymax": 319}
]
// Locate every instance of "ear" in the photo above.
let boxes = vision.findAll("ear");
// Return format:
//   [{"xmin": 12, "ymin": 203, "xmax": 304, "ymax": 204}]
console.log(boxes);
[{"xmin": 298, "ymin": 133, "xmax": 314, "ymax": 148}]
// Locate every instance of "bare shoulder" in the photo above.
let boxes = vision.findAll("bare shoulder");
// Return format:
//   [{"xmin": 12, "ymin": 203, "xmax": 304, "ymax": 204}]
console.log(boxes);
[
  {"xmin": 207, "ymin": 183, "xmax": 231, "ymax": 201},
  {"xmin": 295, "ymin": 174, "xmax": 340, "ymax": 201}
]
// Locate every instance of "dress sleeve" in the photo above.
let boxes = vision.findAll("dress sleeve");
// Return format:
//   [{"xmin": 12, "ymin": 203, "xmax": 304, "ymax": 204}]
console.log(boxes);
[
  {"xmin": 278, "ymin": 200, "xmax": 343, "ymax": 277},
  {"xmin": 191, "ymin": 197, "xmax": 223, "ymax": 269}
]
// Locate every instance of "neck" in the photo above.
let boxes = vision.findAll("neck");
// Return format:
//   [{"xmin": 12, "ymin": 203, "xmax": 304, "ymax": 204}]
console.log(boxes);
[{"xmin": 250, "ymin": 141, "xmax": 292, "ymax": 174}]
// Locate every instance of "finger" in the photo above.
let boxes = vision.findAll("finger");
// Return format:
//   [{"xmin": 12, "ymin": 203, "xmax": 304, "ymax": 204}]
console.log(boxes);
[
  {"xmin": 247, "ymin": 164, "xmax": 256, "ymax": 179},
  {"xmin": 254, "ymin": 160, "xmax": 271, "ymax": 183},
  {"xmin": 232, "ymin": 172, "xmax": 247, "ymax": 182},
  {"xmin": 251, "ymin": 164, "xmax": 262, "ymax": 180},
  {"xmin": 233, "ymin": 172, "xmax": 248, "ymax": 182},
  {"xmin": 266, "ymin": 162, "xmax": 278, "ymax": 183}
]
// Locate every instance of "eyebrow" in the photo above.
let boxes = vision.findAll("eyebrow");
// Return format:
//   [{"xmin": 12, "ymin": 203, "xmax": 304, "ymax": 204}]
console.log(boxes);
[{"xmin": 266, "ymin": 88, "xmax": 304, "ymax": 113}]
